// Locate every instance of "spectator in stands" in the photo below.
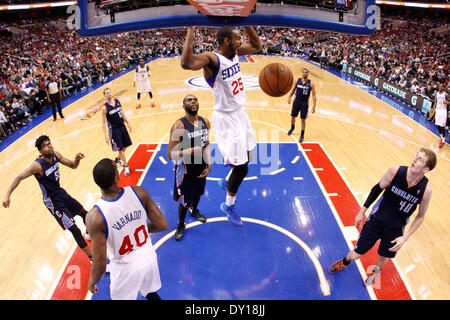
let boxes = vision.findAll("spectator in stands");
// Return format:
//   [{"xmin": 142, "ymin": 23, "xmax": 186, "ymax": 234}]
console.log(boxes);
[
  {"xmin": 398, "ymin": 75, "xmax": 407, "ymax": 88},
  {"xmin": 27, "ymin": 88, "xmax": 44, "ymax": 115},
  {"xmin": 0, "ymin": 106, "xmax": 15, "ymax": 135},
  {"xmin": 3, "ymin": 100, "xmax": 23, "ymax": 127}
]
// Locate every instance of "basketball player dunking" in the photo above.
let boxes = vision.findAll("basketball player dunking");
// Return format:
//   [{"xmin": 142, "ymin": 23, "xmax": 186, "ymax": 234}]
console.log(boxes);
[
  {"xmin": 287, "ymin": 68, "xmax": 316, "ymax": 143},
  {"xmin": 134, "ymin": 58, "xmax": 155, "ymax": 109},
  {"xmin": 181, "ymin": 26, "xmax": 262, "ymax": 226}
]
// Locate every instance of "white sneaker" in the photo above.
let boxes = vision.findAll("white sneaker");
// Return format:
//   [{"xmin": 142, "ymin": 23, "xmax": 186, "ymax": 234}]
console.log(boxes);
[{"xmin": 124, "ymin": 166, "xmax": 130, "ymax": 176}]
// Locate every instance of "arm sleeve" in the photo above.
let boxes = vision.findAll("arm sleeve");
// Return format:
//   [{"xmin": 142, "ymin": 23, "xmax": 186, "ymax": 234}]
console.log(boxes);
[{"xmin": 363, "ymin": 183, "xmax": 383, "ymax": 208}]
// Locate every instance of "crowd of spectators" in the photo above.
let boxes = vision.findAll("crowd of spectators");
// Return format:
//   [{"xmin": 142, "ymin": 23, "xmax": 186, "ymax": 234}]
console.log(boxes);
[
  {"xmin": 303, "ymin": 16, "xmax": 448, "ymax": 105},
  {"xmin": 0, "ymin": 11, "xmax": 448, "ymax": 142}
]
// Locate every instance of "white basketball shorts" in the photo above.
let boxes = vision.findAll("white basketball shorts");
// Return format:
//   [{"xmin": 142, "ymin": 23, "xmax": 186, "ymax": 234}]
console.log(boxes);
[
  {"xmin": 212, "ymin": 107, "xmax": 256, "ymax": 166},
  {"xmin": 434, "ymin": 108, "xmax": 447, "ymax": 127},
  {"xmin": 109, "ymin": 245, "xmax": 161, "ymax": 300},
  {"xmin": 136, "ymin": 80, "xmax": 151, "ymax": 93}
]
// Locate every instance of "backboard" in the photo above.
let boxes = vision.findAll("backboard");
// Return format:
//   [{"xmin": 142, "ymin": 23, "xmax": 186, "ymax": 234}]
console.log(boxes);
[{"xmin": 76, "ymin": 0, "xmax": 377, "ymax": 36}]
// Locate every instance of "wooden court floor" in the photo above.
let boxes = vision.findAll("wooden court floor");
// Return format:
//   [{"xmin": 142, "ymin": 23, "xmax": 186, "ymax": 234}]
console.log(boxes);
[{"xmin": 0, "ymin": 55, "xmax": 448, "ymax": 300}]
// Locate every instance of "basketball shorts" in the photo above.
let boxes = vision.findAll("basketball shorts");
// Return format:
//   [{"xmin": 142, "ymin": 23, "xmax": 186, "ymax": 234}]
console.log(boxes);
[
  {"xmin": 291, "ymin": 100, "xmax": 309, "ymax": 119},
  {"xmin": 434, "ymin": 108, "xmax": 447, "ymax": 127},
  {"xmin": 109, "ymin": 125, "xmax": 132, "ymax": 152},
  {"xmin": 173, "ymin": 162, "xmax": 206, "ymax": 208},
  {"xmin": 212, "ymin": 108, "xmax": 256, "ymax": 166},
  {"xmin": 109, "ymin": 245, "xmax": 161, "ymax": 300},
  {"xmin": 136, "ymin": 80, "xmax": 151, "ymax": 93},
  {"xmin": 354, "ymin": 216, "xmax": 404, "ymax": 258},
  {"xmin": 43, "ymin": 188, "xmax": 83, "ymax": 230}
]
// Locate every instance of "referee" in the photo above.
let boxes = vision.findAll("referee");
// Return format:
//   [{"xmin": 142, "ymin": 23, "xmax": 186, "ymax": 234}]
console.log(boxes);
[{"xmin": 46, "ymin": 76, "xmax": 64, "ymax": 121}]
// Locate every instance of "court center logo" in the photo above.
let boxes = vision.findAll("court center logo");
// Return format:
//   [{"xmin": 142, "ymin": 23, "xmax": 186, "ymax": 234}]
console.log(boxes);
[{"xmin": 185, "ymin": 74, "xmax": 260, "ymax": 89}]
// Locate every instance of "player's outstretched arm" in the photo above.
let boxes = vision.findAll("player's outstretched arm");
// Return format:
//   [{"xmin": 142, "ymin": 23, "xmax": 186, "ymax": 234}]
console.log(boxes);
[
  {"xmin": 3, "ymin": 161, "xmax": 42, "ymax": 208},
  {"xmin": 56, "ymin": 151, "xmax": 84, "ymax": 169}
]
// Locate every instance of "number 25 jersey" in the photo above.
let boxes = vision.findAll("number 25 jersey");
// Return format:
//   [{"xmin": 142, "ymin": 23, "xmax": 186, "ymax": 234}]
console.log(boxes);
[{"xmin": 205, "ymin": 52, "xmax": 246, "ymax": 113}]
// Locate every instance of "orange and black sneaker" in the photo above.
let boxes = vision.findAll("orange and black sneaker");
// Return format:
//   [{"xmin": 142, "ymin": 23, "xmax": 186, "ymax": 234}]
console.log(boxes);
[
  {"xmin": 365, "ymin": 266, "xmax": 380, "ymax": 286},
  {"xmin": 328, "ymin": 259, "xmax": 347, "ymax": 273}
]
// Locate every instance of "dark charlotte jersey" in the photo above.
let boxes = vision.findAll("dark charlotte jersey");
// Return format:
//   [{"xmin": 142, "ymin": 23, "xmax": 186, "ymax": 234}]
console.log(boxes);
[
  {"xmin": 34, "ymin": 154, "xmax": 61, "ymax": 198},
  {"xmin": 371, "ymin": 166, "xmax": 428, "ymax": 227},
  {"xmin": 179, "ymin": 116, "xmax": 209, "ymax": 175},
  {"xmin": 105, "ymin": 99, "xmax": 125, "ymax": 129},
  {"xmin": 294, "ymin": 78, "xmax": 311, "ymax": 103}
]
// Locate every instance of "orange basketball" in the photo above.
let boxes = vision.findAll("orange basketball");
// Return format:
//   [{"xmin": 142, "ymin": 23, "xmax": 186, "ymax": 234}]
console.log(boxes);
[{"xmin": 259, "ymin": 63, "xmax": 294, "ymax": 97}]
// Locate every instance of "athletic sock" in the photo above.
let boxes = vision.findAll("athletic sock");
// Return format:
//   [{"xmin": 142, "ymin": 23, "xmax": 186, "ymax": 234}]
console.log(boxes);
[
  {"xmin": 226, "ymin": 193, "xmax": 236, "ymax": 206},
  {"xmin": 178, "ymin": 204, "xmax": 187, "ymax": 228},
  {"xmin": 192, "ymin": 196, "xmax": 200, "ymax": 213},
  {"xmin": 342, "ymin": 256, "xmax": 351, "ymax": 266}
]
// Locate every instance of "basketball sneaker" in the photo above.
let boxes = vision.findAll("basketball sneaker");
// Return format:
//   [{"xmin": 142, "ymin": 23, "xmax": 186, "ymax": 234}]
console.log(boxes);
[
  {"xmin": 287, "ymin": 127, "xmax": 294, "ymax": 135},
  {"xmin": 299, "ymin": 136, "xmax": 304, "ymax": 143},
  {"xmin": 328, "ymin": 259, "xmax": 347, "ymax": 273},
  {"xmin": 136, "ymin": 104, "xmax": 141, "ymax": 109},
  {"xmin": 151, "ymin": 102, "xmax": 155, "ymax": 108},
  {"xmin": 189, "ymin": 208, "xmax": 207, "ymax": 223},
  {"xmin": 114, "ymin": 157, "xmax": 124, "ymax": 167},
  {"xmin": 218, "ymin": 178, "xmax": 228, "ymax": 192},
  {"xmin": 220, "ymin": 202, "xmax": 243, "ymax": 227},
  {"xmin": 124, "ymin": 166, "xmax": 130, "ymax": 176},
  {"xmin": 174, "ymin": 224, "xmax": 185, "ymax": 241},
  {"xmin": 439, "ymin": 139, "xmax": 445, "ymax": 148},
  {"xmin": 365, "ymin": 266, "xmax": 380, "ymax": 286}
]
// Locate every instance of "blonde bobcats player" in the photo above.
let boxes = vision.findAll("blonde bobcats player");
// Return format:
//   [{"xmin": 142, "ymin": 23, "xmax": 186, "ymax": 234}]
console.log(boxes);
[
  {"xmin": 134, "ymin": 58, "xmax": 155, "ymax": 108},
  {"xmin": 87, "ymin": 158, "xmax": 168, "ymax": 300},
  {"xmin": 181, "ymin": 26, "xmax": 262, "ymax": 226}
]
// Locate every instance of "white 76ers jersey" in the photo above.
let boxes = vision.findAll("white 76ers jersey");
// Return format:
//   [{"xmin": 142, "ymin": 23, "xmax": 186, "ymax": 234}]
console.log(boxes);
[
  {"xmin": 137, "ymin": 65, "xmax": 150, "ymax": 82},
  {"xmin": 206, "ymin": 53, "xmax": 246, "ymax": 113},
  {"xmin": 94, "ymin": 186, "xmax": 156, "ymax": 264},
  {"xmin": 436, "ymin": 91, "xmax": 447, "ymax": 110}
]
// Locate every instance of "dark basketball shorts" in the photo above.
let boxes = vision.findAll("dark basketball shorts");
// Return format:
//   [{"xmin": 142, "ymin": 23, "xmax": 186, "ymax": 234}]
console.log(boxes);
[
  {"xmin": 173, "ymin": 163, "xmax": 206, "ymax": 208},
  {"xmin": 109, "ymin": 125, "xmax": 132, "ymax": 152},
  {"xmin": 43, "ymin": 188, "xmax": 84, "ymax": 230},
  {"xmin": 291, "ymin": 100, "xmax": 309, "ymax": 119},
  {"xmin": 354, "ymin": 217, "xmax": 404, "ymax": 259}
]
